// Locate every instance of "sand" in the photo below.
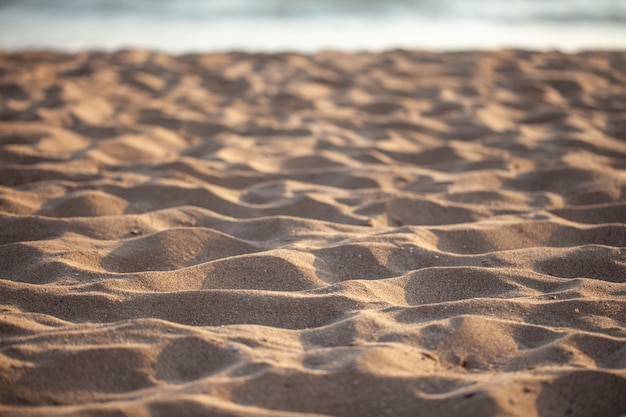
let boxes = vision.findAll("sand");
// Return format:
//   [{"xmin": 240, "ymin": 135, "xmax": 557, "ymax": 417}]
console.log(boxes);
[{"xmin": 0, "ymin": 49, "xmax": 625, "ymax": 416}]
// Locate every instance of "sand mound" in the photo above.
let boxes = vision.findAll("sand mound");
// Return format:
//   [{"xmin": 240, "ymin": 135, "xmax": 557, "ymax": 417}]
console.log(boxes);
[{"xmin": 1, "ymin": 49, "xmax": 625, "ymax": 416}]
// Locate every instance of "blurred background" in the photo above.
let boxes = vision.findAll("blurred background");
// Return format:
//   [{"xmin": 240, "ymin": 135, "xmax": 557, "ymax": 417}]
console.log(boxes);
[{"xmin": 0, "ymin": 0, "xmax": 625, "ymax": 52}]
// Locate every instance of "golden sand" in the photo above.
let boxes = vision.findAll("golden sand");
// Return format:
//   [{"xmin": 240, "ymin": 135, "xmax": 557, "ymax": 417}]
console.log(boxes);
[{"xmin": 0, "ymin": 49, "xmax": 625, "ymax": 416}]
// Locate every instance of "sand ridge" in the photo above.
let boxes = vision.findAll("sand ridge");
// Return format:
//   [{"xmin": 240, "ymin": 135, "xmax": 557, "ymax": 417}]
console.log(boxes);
[{"xmin": 0, "ymin": 49, "xmax": 625, "ymax": 416}]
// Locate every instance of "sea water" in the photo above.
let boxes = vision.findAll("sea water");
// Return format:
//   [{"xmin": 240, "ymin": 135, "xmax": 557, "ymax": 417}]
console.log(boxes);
[{"xmin": 0, "ymin": 0, "xmax": 625, "ymax": 52}]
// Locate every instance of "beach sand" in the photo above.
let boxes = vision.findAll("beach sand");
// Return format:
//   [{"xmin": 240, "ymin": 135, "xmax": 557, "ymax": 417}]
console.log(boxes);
[{"xmin": 0, "ymin": 49, "xmax": 625, "ymax": 416}]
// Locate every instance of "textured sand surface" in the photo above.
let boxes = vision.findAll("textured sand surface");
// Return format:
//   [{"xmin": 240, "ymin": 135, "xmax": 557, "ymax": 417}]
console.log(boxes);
[{"xmin": 1, "ymin": 49, "xmax": 626, "ymax": 416}]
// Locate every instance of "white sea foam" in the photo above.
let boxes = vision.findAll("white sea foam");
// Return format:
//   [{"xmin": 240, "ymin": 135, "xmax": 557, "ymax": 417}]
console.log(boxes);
[{"xmin": 1, "ymin": 0, "xmax": 624, "ymax": 51}]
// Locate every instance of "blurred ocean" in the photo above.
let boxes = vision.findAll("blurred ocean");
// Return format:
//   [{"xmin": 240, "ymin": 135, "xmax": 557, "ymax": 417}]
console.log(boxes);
[{"xmin": 0, "ymin": 0, "xmax": 625, "ymax": 52}]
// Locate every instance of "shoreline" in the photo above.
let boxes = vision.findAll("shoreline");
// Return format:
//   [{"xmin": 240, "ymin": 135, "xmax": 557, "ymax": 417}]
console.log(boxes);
[{"xmin": 1, "ymin": 19, "xmax": 626, "ymax": 53}]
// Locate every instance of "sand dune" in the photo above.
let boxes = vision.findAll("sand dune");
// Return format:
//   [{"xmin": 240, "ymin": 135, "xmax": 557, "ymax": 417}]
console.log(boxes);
[{"xmin": 0, "ymin": 49, "xmax": 625, "ymax": 416}]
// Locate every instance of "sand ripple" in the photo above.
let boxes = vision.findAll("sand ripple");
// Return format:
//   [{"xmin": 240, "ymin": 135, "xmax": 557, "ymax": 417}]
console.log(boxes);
[{"xmin": 1, "ymin": 49, "xmax": 625, "ymax": 416}]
